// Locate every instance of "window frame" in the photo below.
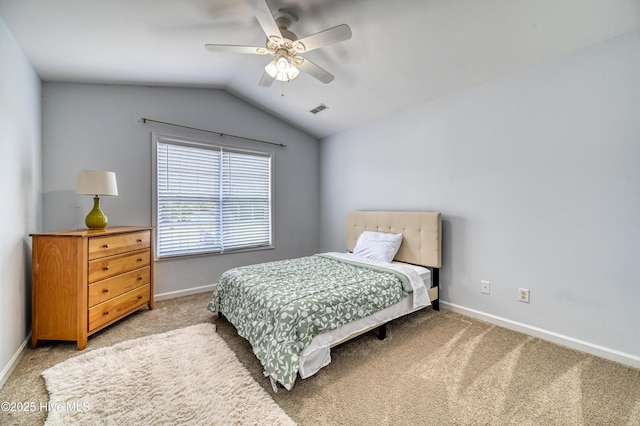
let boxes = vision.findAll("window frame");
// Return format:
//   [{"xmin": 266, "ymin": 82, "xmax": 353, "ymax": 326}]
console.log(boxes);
[{"xmin": 152, "ymin": 132, "xmax": 275, "ymax": 260}]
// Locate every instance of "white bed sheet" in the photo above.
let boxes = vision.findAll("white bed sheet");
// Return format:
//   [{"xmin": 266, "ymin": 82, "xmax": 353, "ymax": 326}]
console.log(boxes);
[{"xmin": 298, "ymin": 253, "xmax": 432, "ymax": 379}]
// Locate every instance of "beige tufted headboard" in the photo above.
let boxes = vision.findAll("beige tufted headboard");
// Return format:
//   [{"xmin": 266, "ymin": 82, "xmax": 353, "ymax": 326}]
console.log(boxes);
[{"xmin": 346, "ymin": 211, "xmax": 442, "ymax": 268}]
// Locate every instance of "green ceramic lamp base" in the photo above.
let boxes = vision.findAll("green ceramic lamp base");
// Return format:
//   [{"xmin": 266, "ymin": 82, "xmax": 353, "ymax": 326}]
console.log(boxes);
[{"xmin": 85, "ymin": 196, "xmax": 108, "ymax": 230}]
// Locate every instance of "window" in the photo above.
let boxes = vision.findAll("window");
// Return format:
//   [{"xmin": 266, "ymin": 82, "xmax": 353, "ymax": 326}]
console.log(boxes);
[{"xmin": 154, "ymin": 134, "xmax": 273, "ymax": 258}]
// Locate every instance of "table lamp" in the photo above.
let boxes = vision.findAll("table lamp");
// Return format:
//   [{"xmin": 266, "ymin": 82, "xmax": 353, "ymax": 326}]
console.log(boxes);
[{"xmin": 75, "ymin": 170, "xmax": 118, "ymax": 229}]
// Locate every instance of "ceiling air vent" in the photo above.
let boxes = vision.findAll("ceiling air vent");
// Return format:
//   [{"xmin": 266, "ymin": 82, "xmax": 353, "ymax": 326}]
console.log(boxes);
[{"xmin": 309, "ymin": 104, "xmax": 329, "ymax": 115}]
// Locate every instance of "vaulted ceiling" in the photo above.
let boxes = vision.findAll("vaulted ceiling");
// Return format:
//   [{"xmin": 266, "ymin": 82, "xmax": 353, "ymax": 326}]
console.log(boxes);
[{"xmin": 2, "ymin": 0, "xmax": 639, "ymax": 139}]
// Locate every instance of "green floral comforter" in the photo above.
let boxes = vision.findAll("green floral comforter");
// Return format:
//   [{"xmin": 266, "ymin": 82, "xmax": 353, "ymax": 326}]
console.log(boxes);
[{"xmin": 207, "ymin": 253, "xmax": 419, "ymax": 390}]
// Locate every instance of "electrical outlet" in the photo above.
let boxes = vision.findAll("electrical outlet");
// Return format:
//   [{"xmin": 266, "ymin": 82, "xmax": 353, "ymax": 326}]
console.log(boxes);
[
  {"xmin": 481, "ymin": 280, "xmax": 491, "ymax": 295},
  {"xmin": 519, "ymin": 288, "xmax": 530, "ymax": 303}
]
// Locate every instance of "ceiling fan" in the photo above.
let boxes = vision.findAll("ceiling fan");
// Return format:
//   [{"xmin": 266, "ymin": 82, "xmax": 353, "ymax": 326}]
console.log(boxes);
[{"xmin": 205, "ymin": 0, "xmax": 352, "ymax": 87}]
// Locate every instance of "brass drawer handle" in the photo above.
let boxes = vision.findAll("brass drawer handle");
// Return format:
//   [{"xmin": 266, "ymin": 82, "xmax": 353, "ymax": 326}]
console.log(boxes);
[
  {"xmin": 137, "ymin": 277, "xmax": 143, "ymax": 281},
  {"xmin": 137, "ymin": 258, "xmax": 143, "ymax": 262},
  {"xmin": 103, "ymin": 244, "xmax": 110, "ymax": 248},
  {"xmin": 102, "ymin": 289, "xmax": 110, "ymax": 293},
  {"xmin": 103, "ymin": 311, "xmax": 109, "ymax": 316},
  {"xmin": 137, "ymin": 238, "xmax": 143, "ymax": 243},
  {"xmin": 103, "ymin": 265, "xmax": 110, "ymax": 271},
  {"xmin": 137, "ymin": 295, "xmax": 143, "ymax": 300}
]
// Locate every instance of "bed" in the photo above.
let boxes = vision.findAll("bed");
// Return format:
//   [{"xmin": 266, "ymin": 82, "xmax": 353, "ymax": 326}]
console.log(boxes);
[{"xmin": 207, "ymin": 211, "xmax": 442, "ymax": 390}]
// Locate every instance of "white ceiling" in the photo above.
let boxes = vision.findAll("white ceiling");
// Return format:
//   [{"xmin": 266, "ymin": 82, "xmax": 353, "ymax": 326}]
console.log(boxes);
[{"xmin": 2, "ymin": 0, "xmax": 639, "ymax": 139}]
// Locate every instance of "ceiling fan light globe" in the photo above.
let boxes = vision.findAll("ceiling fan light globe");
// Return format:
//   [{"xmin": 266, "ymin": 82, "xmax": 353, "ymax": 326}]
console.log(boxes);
[
  {"xmin": 276, "ymin": 56, "xmax": 290, "ymax": 73},
  {"xmin": 265, "ymin": 60, "xmax": 278, "ymax": 78}
]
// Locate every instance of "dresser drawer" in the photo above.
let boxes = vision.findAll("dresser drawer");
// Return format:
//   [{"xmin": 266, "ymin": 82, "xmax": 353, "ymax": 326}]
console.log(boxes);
[
  {"xmin": 88, "ymin": 266, "xmax": 150, "ymax": 307},
  {"xmin": 88, "ymin": 249, "xmax": 150, "ymax": 283},
  {"xmin": 88, "ymin": 284, "xmax": 150, "ymax": 332},
  {"xmin": 88, "ymin": 230, "xmax": 151, "ymax": 260}
]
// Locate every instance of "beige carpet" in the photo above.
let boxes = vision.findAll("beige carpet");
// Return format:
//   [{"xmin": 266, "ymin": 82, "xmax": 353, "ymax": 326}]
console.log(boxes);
[
  {"xmin": 2, "ymin": 292, "xmax": 640, "ymax": 425},
  {"xmin": 216, "ymin": 302, "xmax": 640, "ymax": 425},
  {"xmin": 41, "ymin": 323, "xmax": 294, "ymax": 425}
]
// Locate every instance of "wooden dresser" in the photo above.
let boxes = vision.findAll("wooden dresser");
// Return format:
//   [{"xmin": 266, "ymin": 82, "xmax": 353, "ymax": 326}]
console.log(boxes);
[{"xmin": 30, "ymin": 226, "xmax": 154, "ymax": 350}]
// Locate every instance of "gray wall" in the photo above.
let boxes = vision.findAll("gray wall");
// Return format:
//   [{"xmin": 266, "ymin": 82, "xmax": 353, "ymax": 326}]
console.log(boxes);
[
  {"xmin": 0, "ymin": 18, "xmax": 42, "ymax": 385},
  {"xmin": 42, "ymin": 83, "xmax": 320, "ymax": 296},
  {"xmin": 319, "ymin": 32, "xmax": 640, "ymax": 365}
]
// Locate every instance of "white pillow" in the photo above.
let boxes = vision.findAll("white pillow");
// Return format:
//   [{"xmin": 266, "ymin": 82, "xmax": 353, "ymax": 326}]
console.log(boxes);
[{"xmin": 353, "ymin": 231, "xmax": 403, "ymax": 263}]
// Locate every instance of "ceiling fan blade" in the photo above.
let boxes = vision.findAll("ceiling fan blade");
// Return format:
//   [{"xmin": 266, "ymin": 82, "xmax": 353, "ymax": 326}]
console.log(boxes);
[
  {"xmin": 205, "ymin": 44, "xmax": 268, "ymax": 54},
  {"xmin": 297, "ymin": 57, "xmax": 335, "ymax": 84},
  {"xmin": 247, "ymin": 0, "xmax": 281, "ymax": 38},
  {"xmin": 258, "ymin": 71, "xmax": 275, "ymax": 87},
  {"xmin": 296, "ymin": 24, "xmax": 352, "ymax": 52}
]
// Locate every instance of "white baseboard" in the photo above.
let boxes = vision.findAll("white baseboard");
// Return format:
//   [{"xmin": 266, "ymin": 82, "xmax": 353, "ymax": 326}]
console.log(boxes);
[
  {"xmin": 5, "ymin": 294, "xmax": 636, "ymax": 389},
  {"xmin": 1, "ymin": 332, "xmax": 31, "ymax": 389},
  {"xmin": 154, "ymin": 284, "xmax": 216, "ymax": 301},
  {"xmin": 441, "ymin": 301, "xmax": 640, "ymax": 370}
]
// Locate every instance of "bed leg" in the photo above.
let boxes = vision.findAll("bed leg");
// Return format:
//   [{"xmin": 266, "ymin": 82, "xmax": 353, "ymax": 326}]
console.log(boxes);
[
  {"xmin": 377, "ymin": 324, "xmax": 387, "ymax": 340},
  {"xmin": 432, "ymin": 268, "xmax": 440, "ymax": 311}
]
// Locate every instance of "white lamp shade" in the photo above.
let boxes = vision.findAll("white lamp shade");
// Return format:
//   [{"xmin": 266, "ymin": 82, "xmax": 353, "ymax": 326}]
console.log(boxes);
[{"xmin": 75, "ymin": 170, "xmax": 118, "ymax": 196}]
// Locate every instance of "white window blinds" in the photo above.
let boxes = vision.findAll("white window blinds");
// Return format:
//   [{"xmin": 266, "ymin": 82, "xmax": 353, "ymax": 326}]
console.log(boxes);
[{"xmin": 156, "ymin": 137, "xmax": 272, "ymax": 258}]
